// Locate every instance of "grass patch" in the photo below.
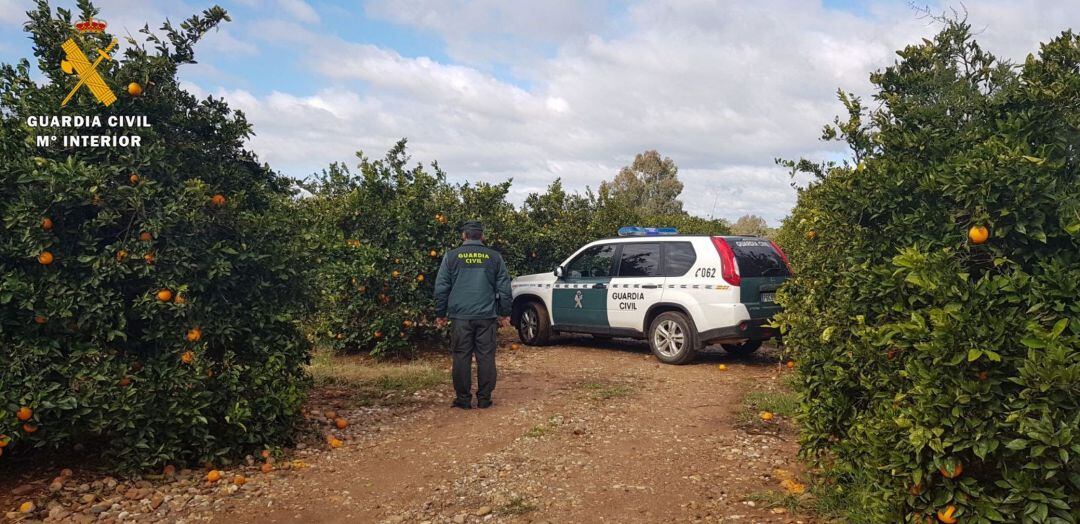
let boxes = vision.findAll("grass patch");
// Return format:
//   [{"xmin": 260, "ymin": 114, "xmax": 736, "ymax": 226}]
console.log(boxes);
[
  {"xmin": 746, "ymin": 479, "xmax": 852, "ymax": 521},
  {"xmin": 578, "ymin": 379, "xmax": 635, "ymax": 401},
  {"xmin": 307, "ymin": 350, "xmax": 447, "ymax": 404},
  {"xmin": 501, "ymin": 496, "xmax": 537, "ymax": 516},
  {"xmin": 524, "ymin": 424, "xmax": 551, "ymax": 438},
  {"xmin": 736, "ymin": 387, "xmax": 798, "ymax": 426}
]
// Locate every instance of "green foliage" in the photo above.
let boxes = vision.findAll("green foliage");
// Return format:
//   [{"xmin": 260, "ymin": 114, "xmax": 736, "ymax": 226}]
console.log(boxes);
[
  {"xmin": 301, "ymin": 145, "xmax": 730, "ymax": 358},
  {"xmin": 775, "ymin": 22, "xmax": 1080, "ymax": 522},
  {"xmin": 0, "ymin": 2, "xmax": 309, "ymax": 470},
  {"xmin": 599, "ymin": 149, "xmax": 685, "ymax": 215}
]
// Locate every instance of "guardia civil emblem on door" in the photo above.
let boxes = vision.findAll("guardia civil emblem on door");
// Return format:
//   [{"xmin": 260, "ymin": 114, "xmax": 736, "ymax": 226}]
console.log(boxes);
[{"xmin": 574, "ymin": 290, "xmax": 583, "ymax": 308}]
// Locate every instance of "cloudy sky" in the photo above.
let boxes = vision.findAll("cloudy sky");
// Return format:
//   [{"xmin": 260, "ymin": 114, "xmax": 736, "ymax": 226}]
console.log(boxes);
[{"xmin": 1, "ymin": 0, "xmax": 1077, "ymax": 223}]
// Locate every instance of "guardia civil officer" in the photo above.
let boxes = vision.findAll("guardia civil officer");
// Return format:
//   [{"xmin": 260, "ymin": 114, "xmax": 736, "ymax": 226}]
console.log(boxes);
[{"xmin": 434, "ymin": 221, "xmax": 513, "ymax": 409}]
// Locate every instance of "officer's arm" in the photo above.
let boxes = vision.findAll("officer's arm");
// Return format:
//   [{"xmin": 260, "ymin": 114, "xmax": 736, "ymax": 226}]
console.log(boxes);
[
  {"xmin": 495, "ymin": 256, "xmax": 513, "ymax": 317},
  {"xmin": 434, "ymin": 254, "xmax": 453, "ymax": 318}
]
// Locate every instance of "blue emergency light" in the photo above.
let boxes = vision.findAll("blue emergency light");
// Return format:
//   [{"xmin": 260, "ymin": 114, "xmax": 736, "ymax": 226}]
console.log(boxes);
[{"xmin": 617, "ymin": 226, "xmax": 679, "ymax": 237}]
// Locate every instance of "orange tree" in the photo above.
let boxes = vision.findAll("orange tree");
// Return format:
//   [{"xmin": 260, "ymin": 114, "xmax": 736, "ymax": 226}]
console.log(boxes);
[
  {"xmin": 0, "ymin": 2, "xmax": 309, "ymax": 469},
  {"xmin": 775, "ymin": 22, "xmax": 1079, "ymax": 522},
  {"xmin": 299, "ymin": 142, "xmax": 516, "ymax": 357}
]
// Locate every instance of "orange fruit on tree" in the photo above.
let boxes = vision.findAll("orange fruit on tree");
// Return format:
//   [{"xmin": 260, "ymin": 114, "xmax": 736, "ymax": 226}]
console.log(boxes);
[
  {"xmin": 392, "ymin": 270, "xmax": 400, "ymax": 278},
  {"xmin": 16, "ymin": 407, "xmax": 32, "ymax": 421},
  {"xmin": 260, "ymin": 463, "xmax": 273, "ymax": 474},
  {"xmin": 429, "ymin": 250, "xmax": 438, "ymax": 257},
  {"xmin": 186, "ymin": 327, "xmax": 202, "ymax": 342},
  {"xmin": 939, "ymin": 462, "xmax": 963, "ymax": 479},
  {"xmin": 335, "ymin": 417, "xmax": 348, "ymax": 429},
  {"xmin": 260, "ymin": 449, "xmax": 271, "ymax": 459},
  {"xmin": 127, "ymin": 82, "xmax": 142, "ymax": 96},
  {"xmin": 759, "ymin": 411, "xmax": 774, "ymax": 421},
  {"xmin": 936, "ymin": 505, "xmax": 958, "ymax": 524},
  {"xmin": 33, "ymin": 315, "xmax": 46, "ymax": 324},
  {"xmin": 37, "ymin": 251, "xmax": 54, "ymax": 265},
  {"xmin": 129, "ymin": 173, "xmax": 139, "ymax": 184},
  {"xmin": 232, "ymin": 475, "xmax": 246, "ymax": 486},
  {"xmin": 908, "ymin": 483, "xmax": 923, "ymax": 496},
  {"xmin": 211, "ymin": 194, "xmax": 226, "ymax": 207},
  {"xmin": 116, "ymin": 249, "xmax": 128, "ymax": 262},
  {"xmin": 144, "ymin": 252, "xmax": 155, "ymax": 264},
  {"xmin": 206, "ymin": 470, "xmax": 221, "ymax": 483},
  {"xmin": 41, "ymin": 217, "xmax": 53, "ymax": 230},
  {"xmin": 786, "ymin": 361, "xmax": 795, "ymax": 369},
  {"xmin": 968, "ymin": 225, "xmax": 989, "ymax": 244},
  {"xmin": 22, "ymin": 423, "xmax": 38, "ymax": 433},
  {"xmin": 156, "ymin": 289, "xmax": 173, "ymax": 302},
  {"xmin": 118, "ymin": 377, "xmax": 132, "ymax": 387},
  {"xmin": 0, "ymin": 434, "xmax": 10, "ymax": 448},
  {"xmin": 181, "ymin": 351, "xmax": 195, "ymax": 364},
  {"xmin": 139, "ymin": 231, "xmax": 152, "ymax": 242},
  {"xmin": 416, "ymin": 274, "xmax": 424, "ymax": 282},
  {"xmin": 374, "ymin": 330, "xmax": 383, "ymax": 339},
  {"xmin": 403, "ymin": 320, "xmax": 414, "ymax": 328},
  {"xmin": 978, "ymin": 371, "xmax": 989, "ymax": 381},
  {"xmin": 174, "ymin": 294, "xmax": 186, "ymax": 305},
  {"xmin": 806, "ymin": 230, "xmax": 817, "ymax": 239}
]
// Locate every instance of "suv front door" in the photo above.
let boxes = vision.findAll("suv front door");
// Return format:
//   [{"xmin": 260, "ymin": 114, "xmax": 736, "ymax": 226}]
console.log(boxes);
[{"xmin": 552, "ymin": 243, "xmax": 616, "ymax": 333}]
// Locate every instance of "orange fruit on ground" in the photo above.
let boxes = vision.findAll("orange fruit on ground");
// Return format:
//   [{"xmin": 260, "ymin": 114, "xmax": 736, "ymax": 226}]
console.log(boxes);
[
  {"xmin": 163, "ymin": 464, "xmax": 176, "ymax": 476},
  {"xmin": 335, "ymin": 418, "xmax": 348, "ymax": 429},
  {"xmin": 144, "ymin": 252, "xmax": 155, "ymax": 264},
  {"xmin": 156, "ymin": 289, "xmax": 173, "ymax": 302},
  {"xmin": 232, "ymin": 475, "xmax": 246, "ymax": 486},
  {"xmin": 324, "ymin": 410, "xmax": 337, "ymax": 419},
  {"xmin": 22, "ymin": 423, "xmax": 38, "ymax": 434},
  {"xmin": 18, "ymin": 501, "xmax": 34, "ymax": 513},
  {"xmin": 211, "ymin": 194, "xmax": 226, "ymax": 207},
  {"xmin": 939, "ymin": 462, "xmax": 963, "ymax": 479},
  {"xmin": 206, "ymin": 470, "xmax": 221, "ymax": 482},
  {"xmin": 937, "ymin": 505, "xmax": 958, "ymax": 523},
  {"xmin": 759, "ymin": 411, "xmax": 774, "ymax": 421},
  {"xmin": 786, "ymin": 361, "xmax": 795, "ymax": 368},
  {"xmin": 41, "ymin": 217, "xmax": 53, "ymax": 230},
  {"xmin": 0, "ymin": 435, "xmax": 10, "ymax": 447},
  {"xmin": 118, "ymin": 377, "xmax": 132, "ymax": 387},
  {"xmin": 416, "ymin": 274, "xmax": 425, "ymax": 282},
  {"xmin": 186, "ymin": 327, "xmax": 202, "ymax": 342},
  {"xmin": 16, "ymin": 407, "xmax": 32, "ymax": 421},
  {"xmin": 260, "ymin": 463, "xmax": 273, "ymax": 473},
  {"xmin": 260, "ymin": 450, "xmax": 271, "ymax": 459},
  {"xmin": 181, "ymin": 351, "xmax": 195, "ymax": 364},
  {"xmin": 37, "ymin": 251, "xmax": 53, "ymax": 265},
  {"xmin": 127, "ymin": 82, "xmax": 142, "ymax": 96},
  {"xmin": 33, "ymin": 315, "xmax": 46, "ymax": 325},
  {"xmin": 717, "ymin": 364, "xmax": 727, "ymax": 371},
  {"xmin": 129, "ymin": 174, "xmax": 139, "ymax": 184},
  {"xmin": 139, "ymin": 231, "xmax": 152, "ymax": 242},
  {"xmin": 968, "ymin": 225, "xmax": 989, "ymax": 244},
  {"xmin": 328, "ymin": 437, "xmax": 343, "ymax": 448},
  {"xmin": 116, "ymin": 250, "xmax": 128, "ymax": 262},
  {"xmin": 511, "ymin": 343, "xmax": 520, "ymax": 350}
]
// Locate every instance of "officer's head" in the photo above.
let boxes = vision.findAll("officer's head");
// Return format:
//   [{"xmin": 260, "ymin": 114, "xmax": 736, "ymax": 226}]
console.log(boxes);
[{"xmin": 462, "ymin": 221, "xmax": 484, "ymax": 241}]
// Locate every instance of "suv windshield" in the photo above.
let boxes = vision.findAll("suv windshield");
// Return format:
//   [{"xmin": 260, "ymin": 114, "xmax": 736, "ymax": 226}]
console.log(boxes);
[{"xmin": 728, "ymin": 238, "xmax": 790, "ymax": 277}]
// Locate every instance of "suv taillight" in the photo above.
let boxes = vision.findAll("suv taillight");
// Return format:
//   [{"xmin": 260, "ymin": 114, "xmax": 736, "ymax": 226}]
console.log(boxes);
[
  {"xmin": 710, "ymin": 237, "xmax": 741, "ymax": 287},
  {"xmin": 769, "ymin": 239, "xmax": 793, "ymax": 273}
]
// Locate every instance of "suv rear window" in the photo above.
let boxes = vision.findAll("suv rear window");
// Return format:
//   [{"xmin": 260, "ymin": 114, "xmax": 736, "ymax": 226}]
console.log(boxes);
[
  {"xmin": 617, "ymin": 243, "xmax": 661, "ymax": 277},
  {"xmin": 729, "ymin": 238, "xmax": 790, "ymax": 277}
]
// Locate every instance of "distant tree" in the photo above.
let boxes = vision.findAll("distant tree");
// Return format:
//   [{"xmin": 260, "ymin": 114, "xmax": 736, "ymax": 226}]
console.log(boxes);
[
  {"xmin": 730, "ymin": 214, "xmax": 769, "ymax": 236},
  {"xmin": 600, "ymin": 150, "xmax": 684, "ymax": 215}
]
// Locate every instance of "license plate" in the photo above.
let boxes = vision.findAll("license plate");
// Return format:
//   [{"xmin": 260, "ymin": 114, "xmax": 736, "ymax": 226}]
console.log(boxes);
[{"xmin": 760, "ymin": 292, "xmax": 776, "ymax": 303}]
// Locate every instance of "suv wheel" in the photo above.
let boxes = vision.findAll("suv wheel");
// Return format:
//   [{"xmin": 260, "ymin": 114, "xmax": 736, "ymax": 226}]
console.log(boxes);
[
  {"xmin": 517, "ymin": 302, "xmax": 551, "ymax": 346},
  {"xmin": 721, "ymin": 340, "xmax": 761, "ymax": 356},
  {"xmin": 648, "ymin": 311, "xmax": 698, "ymax": 364}
]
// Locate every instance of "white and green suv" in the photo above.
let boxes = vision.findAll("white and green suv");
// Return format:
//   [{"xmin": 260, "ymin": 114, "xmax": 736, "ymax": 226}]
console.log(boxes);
[{"xmin": 510, "ymin": 228, "xmax": 791, "ymax": 364}]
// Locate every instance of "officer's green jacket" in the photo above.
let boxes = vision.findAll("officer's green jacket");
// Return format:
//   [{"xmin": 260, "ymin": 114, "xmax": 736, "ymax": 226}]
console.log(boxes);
[{"xmin": 434, "ymin": 240, "xmax": 513, "ymax": 320}]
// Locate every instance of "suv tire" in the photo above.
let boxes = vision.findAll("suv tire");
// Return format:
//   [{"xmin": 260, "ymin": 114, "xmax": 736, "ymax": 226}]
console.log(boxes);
[
  {"xmin": 721, "ymin": 340, "xmax": 761, "ymax": 356},
  {"xmin": 648, "ymin": 311, "xmax": 699, "ymax": 364},
  {"xmin": 516, "ymin": 302, "xmax": 551, "ymax": 346}
]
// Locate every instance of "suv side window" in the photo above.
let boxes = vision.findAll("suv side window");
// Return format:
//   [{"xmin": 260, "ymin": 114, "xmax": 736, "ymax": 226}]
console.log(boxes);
[
  {"xmin": 663, "ymin": 242, "xmax": 696, "ymax": 276},
  {"xmin": 617, "ymin": 243, "xmax": 661, "ymax": 277},
  {"xmin": 566, "ymin": 244, "xmax": 616, "ymax": 278}
]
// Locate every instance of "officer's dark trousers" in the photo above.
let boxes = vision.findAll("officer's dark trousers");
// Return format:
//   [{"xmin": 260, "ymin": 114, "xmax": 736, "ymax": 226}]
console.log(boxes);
[{"xmin": 450, "ymin": 318, "xmax": 498, "ymax": 404}]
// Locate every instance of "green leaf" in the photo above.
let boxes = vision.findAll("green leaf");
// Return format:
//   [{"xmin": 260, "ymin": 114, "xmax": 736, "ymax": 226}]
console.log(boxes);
[
  {"xmin": 968, "ymin": 349, "xmax": 983, "ymax": 362},
  {"xmin": 1005, "ymin": 439, "xmax": 1028, "ymax": 450}
]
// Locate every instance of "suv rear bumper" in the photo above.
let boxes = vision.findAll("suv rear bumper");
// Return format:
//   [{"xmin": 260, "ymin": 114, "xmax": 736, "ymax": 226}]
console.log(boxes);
[{"xmin": 699, "ymin": 318, "xmax": 779, "ymax": 344}]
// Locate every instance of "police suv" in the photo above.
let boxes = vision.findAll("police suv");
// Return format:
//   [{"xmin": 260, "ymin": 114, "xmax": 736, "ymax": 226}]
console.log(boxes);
[{"xmin": 510, "ymin": 227, "xmax": 791, "ymax": 364}]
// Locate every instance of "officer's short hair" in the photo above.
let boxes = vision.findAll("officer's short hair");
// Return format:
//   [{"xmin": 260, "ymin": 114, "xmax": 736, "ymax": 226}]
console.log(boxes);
[{"xmin": 464, "ymin": 229, "xmax": 483, "ymax": 240}]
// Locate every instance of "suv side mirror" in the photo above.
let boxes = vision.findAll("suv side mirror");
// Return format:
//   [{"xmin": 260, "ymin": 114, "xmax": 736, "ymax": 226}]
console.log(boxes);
[{"xmin": 554, "ymin": 265, "xmax": 565, "ymax": 278}]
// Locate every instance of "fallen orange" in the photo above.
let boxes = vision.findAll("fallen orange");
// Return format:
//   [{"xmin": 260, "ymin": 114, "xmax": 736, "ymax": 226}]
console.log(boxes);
[{"xmin": 206, "ymin": 470, "xmax": 221, "ymax": 482}]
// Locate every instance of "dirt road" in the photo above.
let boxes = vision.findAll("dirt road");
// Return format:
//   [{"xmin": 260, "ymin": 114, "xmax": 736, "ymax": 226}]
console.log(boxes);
[{"xmin": 212, "ymin": 335, "xmax": 809, "ymax": 524}]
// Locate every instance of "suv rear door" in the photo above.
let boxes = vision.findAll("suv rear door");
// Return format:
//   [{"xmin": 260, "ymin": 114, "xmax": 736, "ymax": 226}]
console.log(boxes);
[
  {"xmin": 725, "ymin": 238, "xmax": 790, "ymax": 319},
  {"xmin": 607, "ymin": 242, "xmax": 664, "ymax": 334}
]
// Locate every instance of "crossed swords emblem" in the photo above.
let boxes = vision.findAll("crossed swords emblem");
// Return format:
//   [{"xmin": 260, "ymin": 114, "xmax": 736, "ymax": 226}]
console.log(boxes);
[{"xmin": 60, "ymin": 37, "xmax": 117, "ymax": 107}]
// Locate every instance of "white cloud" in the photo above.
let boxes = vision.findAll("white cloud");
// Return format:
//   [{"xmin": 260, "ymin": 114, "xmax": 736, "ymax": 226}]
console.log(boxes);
[
  {"xmin": 0, "ymin": 0, "xmax": 27, "ymax": 25},
  {"xmin": 185, "ymin": 0, "xmax": 1080, "ymax": 224},
  {"xmin": 276, "ymin": 0, "xmax": 319, "ymax": 24}
]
